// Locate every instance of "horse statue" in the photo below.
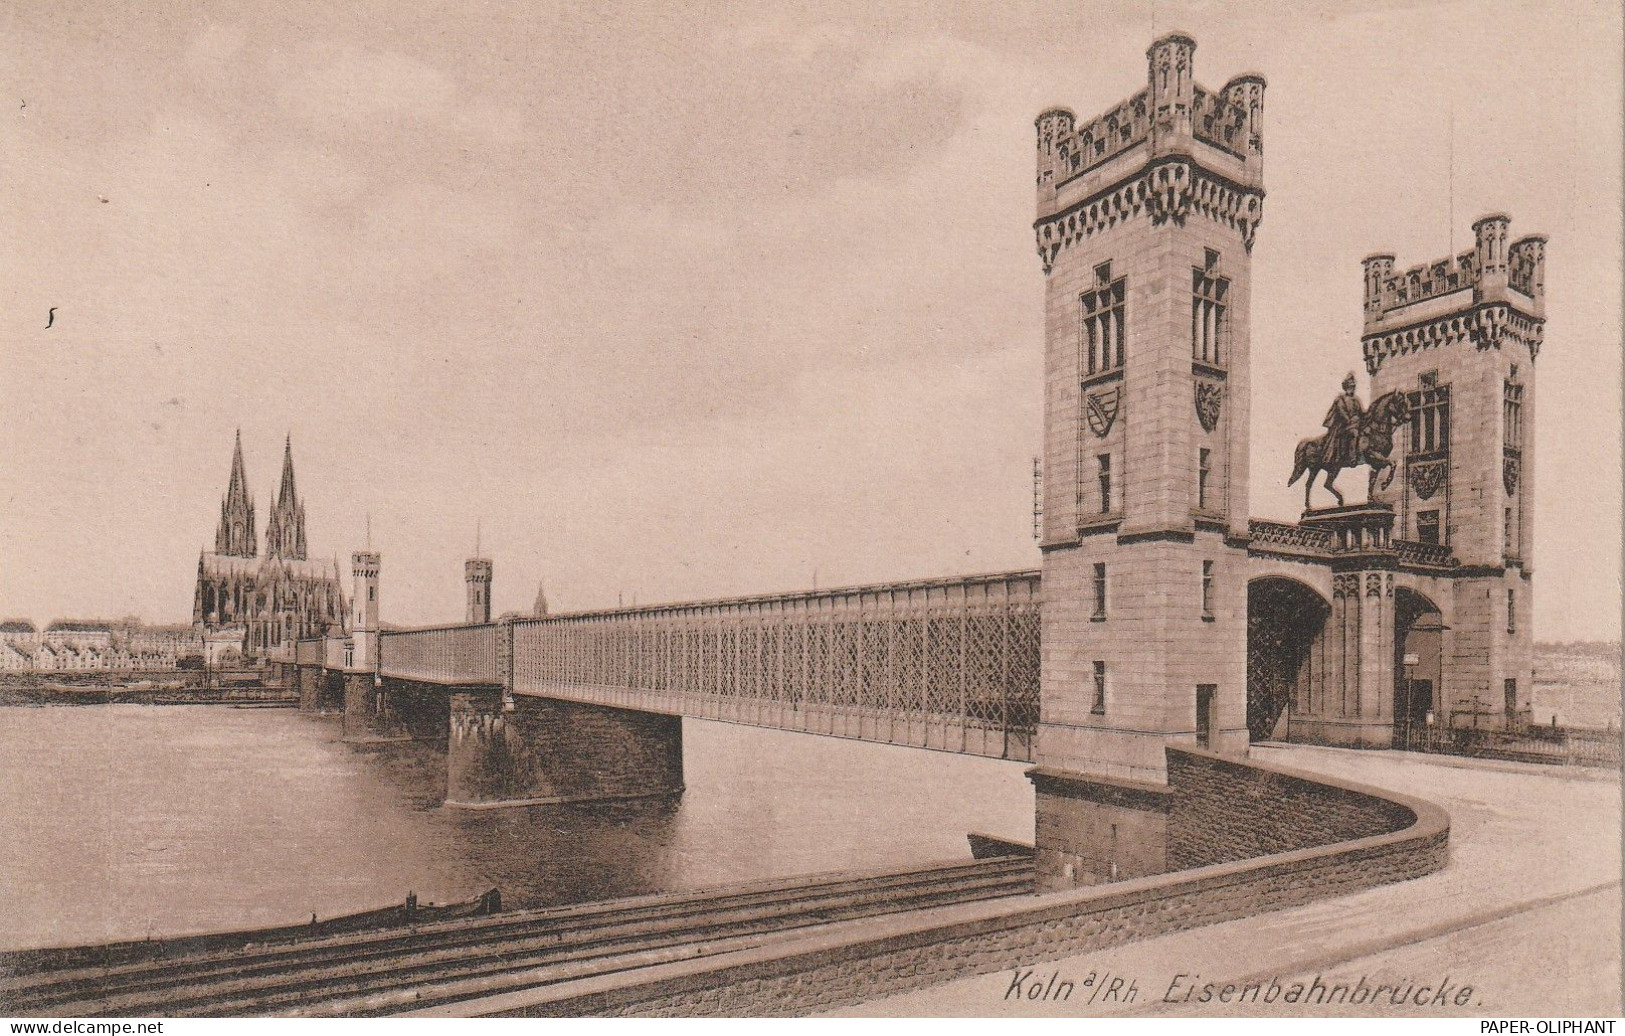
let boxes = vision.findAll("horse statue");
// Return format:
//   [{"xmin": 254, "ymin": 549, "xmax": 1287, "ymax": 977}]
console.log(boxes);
[{"xmin": 1288, "ymin": 389, "xmax": 1411, "ymax": 509}]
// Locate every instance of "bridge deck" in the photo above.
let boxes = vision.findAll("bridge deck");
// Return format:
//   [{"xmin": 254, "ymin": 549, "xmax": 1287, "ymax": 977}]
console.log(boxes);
[{"xmin": 379, "ymin": 571, "xmax": 1041, "ymax": 762}]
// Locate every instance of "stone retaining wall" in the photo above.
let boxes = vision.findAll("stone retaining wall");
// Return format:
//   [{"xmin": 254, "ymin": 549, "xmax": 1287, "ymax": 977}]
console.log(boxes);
[
  {"xmin": 450, "ymin": 745, "xmax": 1447, "ymax": 1018},
  {"xmin": 1166, "ymin": 747, "xmax": 1418, "ymax": 869}
]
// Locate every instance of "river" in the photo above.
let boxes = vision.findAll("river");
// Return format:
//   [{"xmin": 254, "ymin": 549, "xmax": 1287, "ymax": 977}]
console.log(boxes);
[{"xmin": 0, "ymin": 705, "xmax": 1034, "ymax": 952}]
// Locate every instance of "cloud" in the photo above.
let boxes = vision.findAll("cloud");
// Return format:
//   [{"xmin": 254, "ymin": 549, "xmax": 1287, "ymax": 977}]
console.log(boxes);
[
  {"xmin": 0, "ymin": 0, "xmax": 1618, "ymax": 641},
  {"xmin": 275, "ymin": 42, "xmax": 458, "ymax": 127}
]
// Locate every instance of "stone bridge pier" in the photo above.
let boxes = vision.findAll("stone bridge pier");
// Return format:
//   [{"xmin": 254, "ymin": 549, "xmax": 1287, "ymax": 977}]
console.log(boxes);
[
  {"xmin": 294, "ymin": 662, "xmax": 336, "ymax": 712},
  {"xmin": 341, "ymin": 670, "xmax": 408, "ymax": 742},
  {"xmin": 445, "ymin": 690, "xmax": 684, "ymax": 809}
]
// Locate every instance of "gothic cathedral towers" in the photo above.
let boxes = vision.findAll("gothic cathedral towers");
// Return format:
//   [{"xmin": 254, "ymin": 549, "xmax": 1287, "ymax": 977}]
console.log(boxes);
[
  {"xmin": 1034, "ymin": 34, "xmax": 1264, "ymax": 781},
  {"xmin": 195, "ymin": 433, "xmax": 347, "ymax": 654}
]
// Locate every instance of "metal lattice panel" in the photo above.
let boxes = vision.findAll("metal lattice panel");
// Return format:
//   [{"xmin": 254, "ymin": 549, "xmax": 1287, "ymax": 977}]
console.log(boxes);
[{"xmin": 383, "ymin": 571, "xmax": 1041, "ymax": 760}]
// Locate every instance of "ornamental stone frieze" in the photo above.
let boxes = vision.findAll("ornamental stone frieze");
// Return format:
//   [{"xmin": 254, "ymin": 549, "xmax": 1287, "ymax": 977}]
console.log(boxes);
[
  {"xmin": 1035, "ymin": 160, "xmax": 1265, "ymax": 273},
  {"xmin": 1362, "ymin": 302, "xmax": 1544, "ymax": 375}
]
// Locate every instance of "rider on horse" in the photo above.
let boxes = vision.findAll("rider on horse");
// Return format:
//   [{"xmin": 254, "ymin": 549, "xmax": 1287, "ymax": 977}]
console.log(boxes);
[
  {"xmin": 1320, "ymin": 372, "xmax": 1365, "ymax": 468},
  {"xmin": 1290, "ymin": 371, "xmax": 1408, "ymax": 509}
]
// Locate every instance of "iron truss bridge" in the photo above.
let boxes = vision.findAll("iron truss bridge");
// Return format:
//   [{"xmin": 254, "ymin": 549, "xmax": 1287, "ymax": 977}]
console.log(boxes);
[{"xmin": 377, "ymin": 570, "xmax": 1041, "ymax": 761}]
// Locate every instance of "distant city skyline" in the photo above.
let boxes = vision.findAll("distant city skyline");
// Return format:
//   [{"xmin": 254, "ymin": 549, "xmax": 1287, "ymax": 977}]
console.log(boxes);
[{"xmin": 1, "ymin": 0, "xmax": 1619, "ymax": 641}]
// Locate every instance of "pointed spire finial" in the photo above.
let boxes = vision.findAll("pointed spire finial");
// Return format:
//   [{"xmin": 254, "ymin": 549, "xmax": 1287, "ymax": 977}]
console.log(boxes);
[{"xmin": 475, "ymin": 518, "xmax": 482, "ymax": 559}]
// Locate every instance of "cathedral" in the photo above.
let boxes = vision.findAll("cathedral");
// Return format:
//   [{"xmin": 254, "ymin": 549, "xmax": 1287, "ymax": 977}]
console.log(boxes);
[{"xmin": 192, "ymin": 432, "xmax": 348, "ymax": 656}]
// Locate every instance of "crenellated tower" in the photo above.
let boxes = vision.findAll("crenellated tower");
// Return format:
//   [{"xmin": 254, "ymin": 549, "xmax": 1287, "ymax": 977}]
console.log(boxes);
[
  {"xmin": 1032, "ymin": 33, "xmax": 1265, "ymax": 796},
  {"xmin": 264, "ymin": 436, "xmax": 309, "ymax": 561},
  {"xmin": 1363, "ymin": 213, "xmax": 1543, "ymax": 727},
  {"xmin": 466, "ymin": 557, "xmax": 493, "ymax": 625},
  {"xmin": 351, "ymin": 549, "xmax": 380, "ymax": 670},
  {"xmin": 213, "ymin": 430, "xmax": 257, "ymax": 558}
]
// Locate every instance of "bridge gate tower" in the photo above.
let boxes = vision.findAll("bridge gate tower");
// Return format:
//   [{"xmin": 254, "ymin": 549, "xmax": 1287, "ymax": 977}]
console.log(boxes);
[
  {"xmin": 1363, "ymin": 214, "xmax": 1543, "ymax": 729},
  {"xmin": 1030, "ymin": 33, "xmax": 1265, "ymax": 885}
]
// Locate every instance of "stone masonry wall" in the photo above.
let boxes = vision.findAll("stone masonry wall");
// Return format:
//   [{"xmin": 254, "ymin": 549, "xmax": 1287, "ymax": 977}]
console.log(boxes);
[{"xmin": 1164, "ymin": 746, "xmax": 1417, "ymax": 870}]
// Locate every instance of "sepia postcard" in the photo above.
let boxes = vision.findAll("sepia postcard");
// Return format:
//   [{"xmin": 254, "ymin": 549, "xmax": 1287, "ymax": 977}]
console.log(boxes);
[{"xmin": 1, "ymin": 0, "xmax": 1620, "ymax": 1023}]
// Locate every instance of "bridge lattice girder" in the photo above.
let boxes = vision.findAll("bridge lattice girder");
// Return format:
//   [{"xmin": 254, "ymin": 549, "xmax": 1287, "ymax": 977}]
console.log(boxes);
[{"xmin": 378, "ymin": 571, "xmax": 1042, "ymax": 762}]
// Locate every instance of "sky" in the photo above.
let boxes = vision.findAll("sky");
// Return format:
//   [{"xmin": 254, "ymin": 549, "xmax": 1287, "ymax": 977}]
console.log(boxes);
[{"xmin": 1, "ymin": 0, "xmax": 1620, "ymax": 641}]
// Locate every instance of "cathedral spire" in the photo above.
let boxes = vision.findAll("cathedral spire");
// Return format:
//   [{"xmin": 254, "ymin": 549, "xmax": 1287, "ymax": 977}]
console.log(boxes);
[
  {"xmin": 212, "ymin": 429, "xmax": 257, "ymax": 557},
  {"xmin": 230, "ymin": 429, "xmax": 249, "ymax": 495},
  {"xmin": 264, "ymin": 434, "xmax": 308, "ymax": 560},
  {"xmin": 276, "ymin": 434, "xmax": 297, "ymax": 509}
]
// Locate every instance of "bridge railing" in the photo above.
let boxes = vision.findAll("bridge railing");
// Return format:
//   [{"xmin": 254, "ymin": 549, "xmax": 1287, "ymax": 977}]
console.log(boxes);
[
  {"xmin": 1394, "ymin": 539, "xmax": 1457, "ymax": 569},
  {"xmin": 509, "ymin": 571, "xmax": 1042, "ymax": 754},
  {"xmin": 1247, "ymin": 519, "xmax": 1335, "ymax": 554},
  {"xmin": 1248, "ymin": 519, "xmax": 1460, "ymax": 571},
  {"xmin": 379, "ymin": 623, "xmax": 499, "ymax": 685}
]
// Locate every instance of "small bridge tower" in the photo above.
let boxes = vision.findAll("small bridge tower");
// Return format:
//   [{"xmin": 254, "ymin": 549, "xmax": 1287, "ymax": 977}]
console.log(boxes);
[
  {"xmin": 351, "ymin": 549, "xmax": 380, "ymax": 669},
  {"xmin": 466, "ymin": 558, "xmax": 493, "ymax": 625}
]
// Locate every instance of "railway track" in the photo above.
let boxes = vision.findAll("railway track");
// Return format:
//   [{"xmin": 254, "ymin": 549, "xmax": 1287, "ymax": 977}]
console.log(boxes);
[{"xmin": 1, "ymin": 855, "xmax": 1034, "ymax": 1018}]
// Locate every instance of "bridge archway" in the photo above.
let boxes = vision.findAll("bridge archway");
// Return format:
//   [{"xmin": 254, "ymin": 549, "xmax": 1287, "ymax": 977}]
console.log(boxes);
[
  {"xmin": 1393, "ymin": 588, "xmax": 1445, "ymax": 741},
  {"xmin": 1247, "ymin": 577, "xmax": 1331, "ymax": 742}
]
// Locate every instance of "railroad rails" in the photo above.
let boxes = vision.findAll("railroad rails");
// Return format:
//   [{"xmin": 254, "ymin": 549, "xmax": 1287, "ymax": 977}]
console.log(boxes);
[{"xmin": 0, "ymin": 855, "xmax": 1034, "ymax": 1017}]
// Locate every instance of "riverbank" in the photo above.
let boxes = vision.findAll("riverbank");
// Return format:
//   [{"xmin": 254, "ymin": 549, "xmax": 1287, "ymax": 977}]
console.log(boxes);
[
  {"xmin": 0, "ymin": 685, "xmax": 297, "ymax": 706},
  {"xmin": 0, "ymin": 670, "xmax": 293, "ymax": 706}
]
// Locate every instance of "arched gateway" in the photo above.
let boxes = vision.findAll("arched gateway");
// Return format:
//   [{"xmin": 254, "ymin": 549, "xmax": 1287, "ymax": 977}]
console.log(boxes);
[{"xmin": 1247, "ymin": 577, "xmax": 1330, "ymax": 742}]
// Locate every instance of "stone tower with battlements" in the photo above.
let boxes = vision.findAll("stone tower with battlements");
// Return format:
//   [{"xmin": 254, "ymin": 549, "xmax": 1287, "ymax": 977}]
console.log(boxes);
[
  {"xmin": 466, "ymin": 557, "xmax": 493, "ymax": 625},
  {"xmin": 1033, "ymin": 33, "xmax": 1265, "ymax": 784},
  {"xmin": 351, "ymin": 550, "xmax": 380, "ymax": 669},
  {"xmin": 1364, "ymin": 213, "xmax": 1543, "ymax": 726}
]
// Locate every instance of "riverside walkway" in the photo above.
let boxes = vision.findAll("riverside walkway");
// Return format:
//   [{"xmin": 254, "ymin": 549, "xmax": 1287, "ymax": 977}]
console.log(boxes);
[{"xmin": 831, "ymin": 744, "xmax": 1621, "ymax": 1017}]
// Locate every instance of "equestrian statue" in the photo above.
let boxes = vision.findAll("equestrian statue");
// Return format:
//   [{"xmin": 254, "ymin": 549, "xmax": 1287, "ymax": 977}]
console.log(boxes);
[{"xmin": 1288, "ymin": 372, "xmax": 1411, "ymax": 509}]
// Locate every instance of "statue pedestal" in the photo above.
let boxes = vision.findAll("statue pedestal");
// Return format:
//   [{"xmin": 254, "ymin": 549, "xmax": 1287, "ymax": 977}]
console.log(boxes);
[{"xmin": 1300, "ymin": 503, "xmax": 1395, "ymax": 553}]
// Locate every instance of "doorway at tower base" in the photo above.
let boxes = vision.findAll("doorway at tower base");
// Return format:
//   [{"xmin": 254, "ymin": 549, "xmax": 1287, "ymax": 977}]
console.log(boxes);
[
  {"xmin": 446, "ymin": 691, "xmax": 685, "ymax": 809},
  {"xmin": 1029, "ymin": 745, "xmax": 1424, "ymax": 892}
]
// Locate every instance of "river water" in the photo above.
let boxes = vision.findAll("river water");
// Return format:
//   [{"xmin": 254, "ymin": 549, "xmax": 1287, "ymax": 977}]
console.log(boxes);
[{"xmin": 0, "ymin": 705, "xmax": 1034, "ymax": 952}]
